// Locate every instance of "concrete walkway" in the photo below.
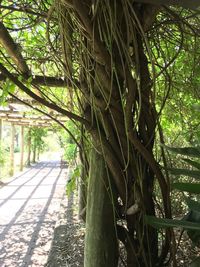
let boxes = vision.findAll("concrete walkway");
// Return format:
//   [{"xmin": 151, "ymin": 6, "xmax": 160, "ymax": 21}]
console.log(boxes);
[{"xmin": 0, "ymin": 159, "xmax": 68, "ymax": 267}]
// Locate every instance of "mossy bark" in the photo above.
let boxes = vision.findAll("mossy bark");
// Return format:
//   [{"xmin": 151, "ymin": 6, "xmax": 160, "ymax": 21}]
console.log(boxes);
[{"xmin": 84, "ymin": 149, "xmax": 118, "ymax": 267}]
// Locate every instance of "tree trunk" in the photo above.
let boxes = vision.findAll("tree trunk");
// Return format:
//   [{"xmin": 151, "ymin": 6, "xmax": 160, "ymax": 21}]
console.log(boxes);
[
  {"xmin": 58, "ymin": 2, "xmax": 172, "ymax": 265},
  {"xmin": 84, "ymin": 149, "xmax": 118, "ymax": 267}
]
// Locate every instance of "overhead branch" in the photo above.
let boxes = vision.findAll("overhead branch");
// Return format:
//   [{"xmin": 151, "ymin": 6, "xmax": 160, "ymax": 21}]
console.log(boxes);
[
  {"xmin": 0, "ymin": 114, "xmax": 68, "ymax": 123},
  {"xmin": 6, "ymin": 92, "xmax": 82, "ymax": 150},
  {"xmin": 0, "ymin": 4, "xmax": 47, "ymax": 17},
  {"xmin": 4, "ymin": 121, "xmax": 52, "ymax": 127},
  {"xmin": 141, "ymin": 4, "xmax": 161, "ymax": 32},
  {"xmin": 0, "ymin": 73, "xmax": 78, "ymax": 87},
  {"xmin": 0, "ymin": 22, "xmax": 30, "ymax": 74},
  {"xmin": 72, "ymin": 0, "xmax": 111, "ymax": 67},
  {"xmin": 0, "ymin": 62, "xmax": 89, "ymax": 126},
  {"xmin": 6, "ymin": 97, "xmax": 38, "ymax": 106},
  {"xmin": 135, "ymin": 0, "xmax": 200, "ymax": 9}
]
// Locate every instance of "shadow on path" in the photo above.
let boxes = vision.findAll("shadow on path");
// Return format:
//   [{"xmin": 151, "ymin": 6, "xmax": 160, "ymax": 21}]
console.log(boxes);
[
  {"xmin": 0, "ymin": 160, "xmax": 67, "ymax": 267},
  {"xmin": 46, "ymin": 187, "xmax": 85, "ymax": 267},
  {"xmin": 0, "ymin": 162, "xmax": 47, "ymax": 208}
]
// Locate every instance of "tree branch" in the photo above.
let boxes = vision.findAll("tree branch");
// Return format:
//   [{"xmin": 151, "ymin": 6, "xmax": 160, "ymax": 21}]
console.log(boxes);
[
  {"xmin": 0, "ymin": 21, "xmax": 30, "ymax": 74},
  {"xmin": 135, "ymin": 0, "xmax": 200, "ymax": 9},
  {"xmin": 6, "ymin": 91, "xmax": 82, "ymax": 150},
  {"xmin": 0, "ymin": 73, "xmax": 78, "ymax": 87},
  {"xmin": 0, "ymin": 62, "xmax": 89, "ymax": 126},
  {"xmin": 0, "ymin": 4, "xmax": 47, "ymax": 17}
]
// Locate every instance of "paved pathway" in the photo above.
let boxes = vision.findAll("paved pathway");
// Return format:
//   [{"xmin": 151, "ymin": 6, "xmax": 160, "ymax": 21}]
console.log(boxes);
[{"xmin": 0, "ymin": 159, "xmax": 68, "ymax": 267}]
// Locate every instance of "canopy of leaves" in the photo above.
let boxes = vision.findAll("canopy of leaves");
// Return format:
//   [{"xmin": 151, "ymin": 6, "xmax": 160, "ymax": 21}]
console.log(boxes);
[{"xmin": 1, "ymin": 1, "xmax": 200, "ymax": 266}]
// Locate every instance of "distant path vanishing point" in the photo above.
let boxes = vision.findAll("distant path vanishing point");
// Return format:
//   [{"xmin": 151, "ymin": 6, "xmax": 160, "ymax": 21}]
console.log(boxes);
[{"xmin": 0, "ymin": 159, "xmax": 67, "ymax": 267}]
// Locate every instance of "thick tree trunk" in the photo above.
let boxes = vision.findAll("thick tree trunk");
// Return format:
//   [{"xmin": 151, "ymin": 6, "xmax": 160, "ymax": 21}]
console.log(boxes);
[
  {"xmin": 58, "ymin": 2, "xmax": 172, "ymax": 265},
  {"xmin": 84, "ymin": 149, "xmax": 118, "ymax": 267}
]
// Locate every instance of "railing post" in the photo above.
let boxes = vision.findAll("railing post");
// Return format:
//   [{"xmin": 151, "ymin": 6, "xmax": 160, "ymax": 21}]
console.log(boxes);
[
  {"xmin": 27, "ymin": 128, "xmax": 31, "ymax": 166},
  {"xmin": 20, "ymin": 125, "xmax": 24, "ymax": 171},
  {"xmin": 9, "ymin": 123, "xmax": 15, "ymax": 176},
  {"xmin": 0, "ymin": 119, "xmax": 2, "ymax": 142},
  {"xmin": 0, "ymin": 119, "xmax": 2, "ymax": 178}
]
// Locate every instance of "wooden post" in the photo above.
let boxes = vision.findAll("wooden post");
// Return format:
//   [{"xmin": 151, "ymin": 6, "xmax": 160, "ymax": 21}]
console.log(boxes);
[
  {"xmin": 0, "ymin": 119, "xmax": 2, "ymax": 178},
  {"xmin": 27, "ymin": 128, "xmax": 31, "ymax": 166},
  {"xmin": 0, "ymin": 119, "xmax": 2, "ymax": 142},
  {"xmin": 9, "ymin": 123, "xmax": 15, "ymax": 176},
  {"xmin": 37, "ymin": 148, "xmax": 40, "ymax": 161},
  {"xmin": 20, "ymin": 126, "xmax": 24, "ymax": 171},
  {"xmin": 32, "ymin": 139, "xmax": 36, "ymax": 163}
]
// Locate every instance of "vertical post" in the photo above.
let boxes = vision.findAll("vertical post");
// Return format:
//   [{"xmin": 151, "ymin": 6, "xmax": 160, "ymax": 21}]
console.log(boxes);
[
  {"xmin": 37, "ymin": 148, "xmax": 40, "ymax": 161},
  {"xmin": 32, "ymin": 140, "xmax": 36, "ymax": 163},
  {"xmin": 20, "ymin": 126, "xmax": 24, "ymax": 171},
  {"xmin": 0, "ymin": 119, "xmax": 2, "ymax": 142},
  {"xmin": 9, "ymin": 123, "xmax": 15, "ymax": 176},
  {"xmin": 27, "ymin": 128, "xmax": 31, "ymax": 166},
  {"xmin": 0, "ymin": 119, "xmax": 2, "ymax": 178}
]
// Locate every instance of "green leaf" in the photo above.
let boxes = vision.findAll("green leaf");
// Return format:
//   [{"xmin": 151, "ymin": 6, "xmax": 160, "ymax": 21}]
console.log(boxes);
[
  {"xmin": 168, "ymin": 168, "xmax": 200, "ymax": 179},
  {"xmin": 188, "ymin": 228, "xmax": 200, "ymax": 247},
  {"xmin": 9, "ymin": 82, "xmax": 15, "ymax": 94},
  {"xmin": 172, "ymin": 183, "xmax": 200, "ymax": 194},
  {"xmin": 182, "ymin": 158, "xmax": 200, "ymax": 170},
  {"xmin": 185, "ymin": 210, "xmax": 200, "ymax": 247},
  {"xmin": 192, "ymin": 104, "xmax": 200, "ymax": 112},
  {"xmin": 189, "ymin": 257, "xmax": 200, "ymax": 267},
  {"xmin": 145, "ymin": 216, "xmax": 200, "ymax": 231},
  {"xmin": 66, "ymin": 176, "xmax": 76, "ymax": 196},
  {"xmin": 0, "ymin": 101, "xmax": 8, "ymax": 107},
  {"xmin": 163, "ymin": 145, "xmax": 200, "ymax": 158},
  {"xmin": 66, "ymin": 166, "xmax": 80, "ymax": 196},
  {"xmin": 71, "ymin": 166, "xmax": 80, "ymax": 180},
  {"xmin": 27, "ymin": 76, "xmax": 33, "ymax": 84},
  {"xmin": 18, "ymin": 75, "xmax": 23, "ymax": 82},
  {"xmin": 186, "ymin": 198, "xmax": 200, "ymax": 212},
  {"xmin": 0, "ymin": 79, "xmax": 11, "ymax": 105}
]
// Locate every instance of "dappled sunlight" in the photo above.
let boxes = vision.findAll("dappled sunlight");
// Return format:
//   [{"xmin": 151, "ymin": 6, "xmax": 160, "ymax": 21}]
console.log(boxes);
[
  {"xmin": 0, "ymin": 161, "xmax": 68, "ymax": 267},
  {"xmin": 1, "ymin": 1, "xmax": 200, "ymax": 265},
  {"xmin": 46, "ymin": 191, "xmax": 85, "ymax": 267}
]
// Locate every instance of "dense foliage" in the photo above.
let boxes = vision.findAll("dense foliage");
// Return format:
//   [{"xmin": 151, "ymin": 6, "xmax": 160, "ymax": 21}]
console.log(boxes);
[{"xmin": 0, "ymin": 1, "xmax": 200, "ymax": 266}]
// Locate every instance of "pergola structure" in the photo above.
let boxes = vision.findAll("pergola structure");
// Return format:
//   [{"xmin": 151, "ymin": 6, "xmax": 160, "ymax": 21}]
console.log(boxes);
[
  {"xmin": 0, "ymin": 106, "xmax": 68, "ymax": 127},
  {"xmin": 0, "ymin": 98, "xmax": 68, "ymax": 177}
]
